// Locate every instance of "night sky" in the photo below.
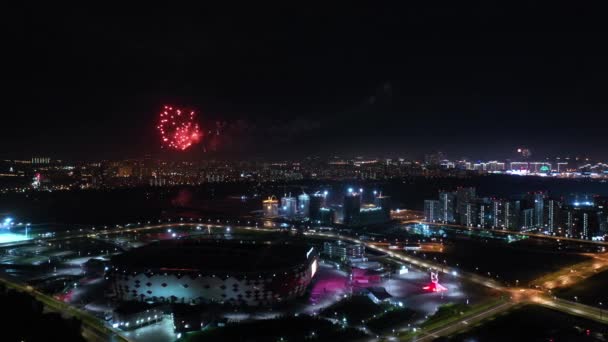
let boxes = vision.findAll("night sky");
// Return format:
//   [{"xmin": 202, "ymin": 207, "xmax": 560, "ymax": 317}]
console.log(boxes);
[{"xmin": 3, "ymin": 3, "xmax": 608, "ymax": 160}]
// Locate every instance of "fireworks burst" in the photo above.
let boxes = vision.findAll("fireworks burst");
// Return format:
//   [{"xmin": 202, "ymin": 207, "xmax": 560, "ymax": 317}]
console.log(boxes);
[{"xmin": 157, "ymin": 105, "xmax": 202, "ymax": 151}]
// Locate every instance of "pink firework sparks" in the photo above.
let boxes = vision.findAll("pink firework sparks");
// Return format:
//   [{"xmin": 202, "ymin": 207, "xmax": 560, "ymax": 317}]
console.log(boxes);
[{"xmin": 157, "ymin": 105, "xmax": 202, "ymax": 151}]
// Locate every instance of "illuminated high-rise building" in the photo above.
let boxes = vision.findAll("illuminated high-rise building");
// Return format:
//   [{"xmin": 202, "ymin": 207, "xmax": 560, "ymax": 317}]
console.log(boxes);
[
  {"xmin": 504, "ymin": 200, "xmax": 521, "ymax": 230},
  {"xmin": 477, "ymin": 199, "xmax": 492, "ymax": 228},
  {"xmin": 462, "ymin": 202, "xmax": 478, "ymax": 227},
  {"xmin": 424, "ymin": 200, "xmax": 441, "ymax": 222},
  {"xmin": 280, "ymin": 195, "xmax": 298, "ymax": 219},
  {"xmin": 492, "ymin": 199, "xmax": 505, "ymax": 229},
  {"xmin": 533, "ymin": 193, "xmax": 546, "ymax": 229},
  {"xmin": 263, "ymin": 196, "xmax": 279, "ymax": 217},
  {"xmin": 544, "ymin": 199, "xmax": 562, "ymax": 234},
  {"xmin": 562, "ymin": 206, "xmax": 602, "ymax": 239},
  {"xmin": 456, "ymin": 187, "xmax": 476, "ymax": 225},
  {"xmin": 521, "ymin": 208, "xmax": 534, "ymax": 230},
  {"xmin": 438, "ymin": 191, "xmax": 456, "ymax": 223},
  {"xmin": 298, "ymin": 193, "xmax": 310, "ymax": 217}
]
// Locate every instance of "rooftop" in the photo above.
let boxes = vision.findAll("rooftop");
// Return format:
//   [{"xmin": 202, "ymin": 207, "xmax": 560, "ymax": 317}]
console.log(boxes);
[{"xmin": 111, "ymin": 239, "xmax": 312, "ymax": 273}]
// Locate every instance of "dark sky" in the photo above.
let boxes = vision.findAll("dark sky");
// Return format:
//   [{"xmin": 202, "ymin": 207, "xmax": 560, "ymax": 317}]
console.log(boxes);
[{"xmin": 2, "ymin": 3, "xmax": 608, "ymax": 160}]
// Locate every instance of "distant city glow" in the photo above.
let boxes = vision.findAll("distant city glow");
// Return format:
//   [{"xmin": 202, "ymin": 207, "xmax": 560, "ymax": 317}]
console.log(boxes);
[
  {"xmin": 0, "ymin": 232, "xmax": 30, "ymax": 243},
  {"xmin": 2, "ymin": 217, "xmax": 13, "ymax": 228}
]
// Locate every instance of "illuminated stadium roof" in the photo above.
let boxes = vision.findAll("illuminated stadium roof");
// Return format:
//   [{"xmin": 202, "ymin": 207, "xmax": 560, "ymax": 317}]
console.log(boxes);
[{"xmin": 111, "ymin": 239, "xmax": 313, "ymax": 273}]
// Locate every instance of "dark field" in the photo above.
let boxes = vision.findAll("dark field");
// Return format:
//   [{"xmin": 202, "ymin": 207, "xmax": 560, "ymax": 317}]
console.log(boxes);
[
  {"xmin": 556, "ymin": 269, "xmax": 608, "ymax": 307},
  {"xmin": 420, "ymin": 236, "xmax": 591, "ymax": 284},
  {"xmin": 181, "ymin": 316, "xmax": 366, "ymax": 342},
  {"xmin": 441, "ymin": 305, "xmax": 608, "ymax": 341}
]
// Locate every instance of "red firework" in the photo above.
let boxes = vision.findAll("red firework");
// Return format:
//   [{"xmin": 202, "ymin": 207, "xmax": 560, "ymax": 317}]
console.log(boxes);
[{"xmin": 157, "ymin": 105, "xmax": 202, "ymax": 151}]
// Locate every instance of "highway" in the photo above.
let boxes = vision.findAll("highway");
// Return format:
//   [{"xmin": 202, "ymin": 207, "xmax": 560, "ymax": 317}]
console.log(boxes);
[
  {"xmin": 0, "ymin": 274, "xmax": 129, "ymax": 342},
  {"xmin": 307, "ymin": 229, "xmax": 608, "ymax": 340},
  {"xmin": 414, "ymin": 220, "xmax": 608, "ymax": 247},
  {"xmin": 413, "ymin": 301, "xmax": 517, "ymax": 342}
]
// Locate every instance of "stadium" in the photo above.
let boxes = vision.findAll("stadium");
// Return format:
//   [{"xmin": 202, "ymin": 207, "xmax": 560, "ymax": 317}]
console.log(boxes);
[{"xmin": 107, "ymin": 239, "xmax": 318, "ymax": 306}]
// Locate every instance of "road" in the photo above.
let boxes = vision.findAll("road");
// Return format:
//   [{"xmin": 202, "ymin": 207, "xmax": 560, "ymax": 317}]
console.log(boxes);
[
  {"xmin": 413, "ymin": 301, "xmax": 517, "ymax": 342},
  {"xmin": 307, "ymin": 229, "xmax": 608, "ymax": 340},
  {"xmin": 414, "ymin": 220, "xmax": 608, "ymax": 247},
  {"xmin": 0, "ymin": 274, "xmax": 129, "ymax": 342},
  {"xmin": 3, "ymin": 219, "xmax": 608, "ymax": 341}
]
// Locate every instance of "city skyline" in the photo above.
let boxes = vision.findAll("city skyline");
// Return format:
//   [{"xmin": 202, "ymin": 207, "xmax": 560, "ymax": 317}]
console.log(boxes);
[{"xmin": 4, "ymin": 4, "xmax": 608, "ymax": 341}]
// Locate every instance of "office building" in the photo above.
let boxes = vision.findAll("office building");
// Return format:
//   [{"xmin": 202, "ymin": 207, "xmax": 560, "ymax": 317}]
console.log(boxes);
[{"xmin": 323, "ymin": 241, "xmax": 365, "ymax": 260}]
